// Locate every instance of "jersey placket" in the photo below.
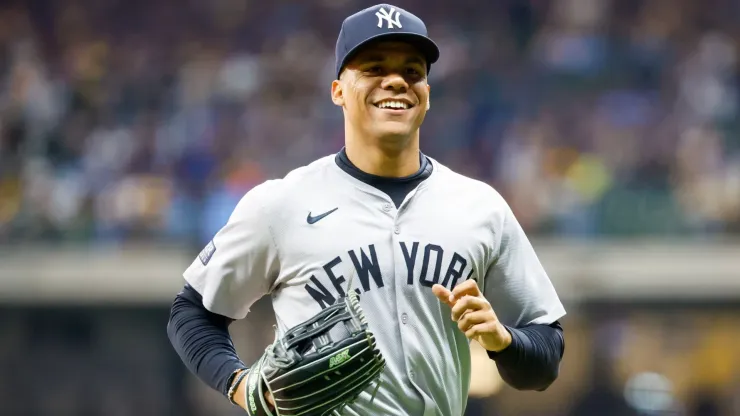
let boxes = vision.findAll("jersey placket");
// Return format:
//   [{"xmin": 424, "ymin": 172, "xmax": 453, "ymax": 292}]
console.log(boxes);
[{"xmin": 390, "ymin": 188, "xmax": 440, "ymax": 416}]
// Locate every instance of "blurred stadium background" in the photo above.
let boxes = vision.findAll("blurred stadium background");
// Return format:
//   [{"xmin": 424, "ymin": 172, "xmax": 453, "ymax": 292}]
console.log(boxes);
[{"xmin": 0, "ymin": 0, "xmax": 739, "ymax": 414}]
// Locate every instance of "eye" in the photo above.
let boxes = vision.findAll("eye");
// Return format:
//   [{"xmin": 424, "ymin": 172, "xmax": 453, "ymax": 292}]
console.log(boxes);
[
  {"xmin": 406, "ymin": 67, "xmax": 425, "ymax": 80},
  {"xmin": 365, "ymin": 65, "xmax": 383, "ymax": 74}
]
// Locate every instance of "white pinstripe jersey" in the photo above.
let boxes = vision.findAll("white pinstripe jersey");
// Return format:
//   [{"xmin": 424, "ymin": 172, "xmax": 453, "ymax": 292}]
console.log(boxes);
[{"xmin": 184, "ymin": 154, "xmax": 566, "ymax": 416}]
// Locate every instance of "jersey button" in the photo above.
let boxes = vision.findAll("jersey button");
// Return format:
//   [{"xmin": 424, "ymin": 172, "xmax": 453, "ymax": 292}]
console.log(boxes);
[
  {"xmin": 401, "ymin": 313, "xmax": 408, "ymax": 324},
  {"xmin": 394, "ymin": 226, "xmax": 400, "ymax": 234},
  {"xmin": 383, "ymin": 203, "xmax": 392, "ymax": 212}
]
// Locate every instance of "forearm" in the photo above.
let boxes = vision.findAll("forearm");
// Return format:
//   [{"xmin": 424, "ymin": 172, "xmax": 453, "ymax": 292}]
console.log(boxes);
[
  {"xmin": 488, "ymin": 321, "xmax": 564, "ymax": 391},
  {"xmin": 166, "ymin": 284, "xmax": 247, "ymax": 396}
]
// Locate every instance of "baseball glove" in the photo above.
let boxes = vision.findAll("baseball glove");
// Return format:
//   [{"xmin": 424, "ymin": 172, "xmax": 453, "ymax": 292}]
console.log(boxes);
[{"xmin": 242, "ymin": 290, "xmax": 386, "ymax": 416}]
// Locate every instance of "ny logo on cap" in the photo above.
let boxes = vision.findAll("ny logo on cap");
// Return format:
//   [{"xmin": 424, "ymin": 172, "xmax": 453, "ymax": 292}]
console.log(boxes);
[{"xmin": 376, "ymin": 7, "xmax": 402, "ymax": 29}]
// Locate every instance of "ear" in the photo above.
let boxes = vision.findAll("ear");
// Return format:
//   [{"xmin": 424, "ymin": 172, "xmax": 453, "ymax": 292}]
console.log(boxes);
[{"xmin": 331, "ymin": 79, "xmax": 344, "ymax": 107}]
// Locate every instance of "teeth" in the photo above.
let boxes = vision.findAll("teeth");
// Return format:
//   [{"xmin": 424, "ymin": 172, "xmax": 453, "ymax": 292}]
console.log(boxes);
[{"xmin": 376, "ymin": 101, "xmax": 409, "ymax": 109}]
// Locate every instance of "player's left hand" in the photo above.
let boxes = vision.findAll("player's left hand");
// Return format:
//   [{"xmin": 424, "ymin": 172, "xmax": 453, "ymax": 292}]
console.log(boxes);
[{"xmin": 432, "ymin": 280, "xmax": 512, "ymax": 353}]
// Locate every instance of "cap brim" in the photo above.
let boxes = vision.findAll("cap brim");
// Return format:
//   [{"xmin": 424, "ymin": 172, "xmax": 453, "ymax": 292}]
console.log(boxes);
[{"xmin": 337, "ymin": 32, "xmax": 440, "ymax": 78}]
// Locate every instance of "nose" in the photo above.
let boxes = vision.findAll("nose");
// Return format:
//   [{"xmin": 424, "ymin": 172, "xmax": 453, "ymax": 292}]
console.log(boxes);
[{"xmin": 381, "ymin": 73, "xmax": 408, "ymax": 92}]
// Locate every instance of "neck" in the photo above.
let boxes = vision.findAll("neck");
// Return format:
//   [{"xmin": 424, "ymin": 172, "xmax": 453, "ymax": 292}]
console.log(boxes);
[{"xmin": 344, "ymin": 134, "xmax": 421, "ymax": 178}]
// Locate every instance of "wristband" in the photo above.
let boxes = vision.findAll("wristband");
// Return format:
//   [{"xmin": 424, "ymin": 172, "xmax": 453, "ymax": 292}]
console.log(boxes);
[{"xmin": 227, "ymin": 369, "xmax": 250, "ymax": 406}]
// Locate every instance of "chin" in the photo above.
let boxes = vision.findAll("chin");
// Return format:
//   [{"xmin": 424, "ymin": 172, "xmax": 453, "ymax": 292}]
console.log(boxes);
[
  {"xmin": 372, "ymin": 125, "xmax": 417, "ymax": 143},
  {"xmin": 373, "ymin": 116, "xmax": 419, "ymax": 133}
]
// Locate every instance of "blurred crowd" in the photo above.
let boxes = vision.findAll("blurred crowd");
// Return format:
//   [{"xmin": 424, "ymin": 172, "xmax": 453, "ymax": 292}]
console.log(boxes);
[{"xmin": 1, "ymin": 0, "xmax": 740, "ymax": 246}]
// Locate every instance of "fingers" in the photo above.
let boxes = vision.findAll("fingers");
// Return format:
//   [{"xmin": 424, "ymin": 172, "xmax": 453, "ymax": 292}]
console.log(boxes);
[
  {"xmin": 456, "ymin": 310, "xmax": 491, "ymax": 333},
  {"xmin": 434, "ymin": 280, "xmax": 482, "ymax": 308},
  {"xmin": 464, "ymin": 322, "xmax": 497, "ymax": 340},
  {"xmin": 450, "ymin": 295, "xmax": 490, "ymax": 322},
  {"xmin": 450, "ymin": 279, "xmax": 481, "ymax": 301},
  {"xmin": 432, "ymin": 284, "xmax": 454, "ymax": 307}
]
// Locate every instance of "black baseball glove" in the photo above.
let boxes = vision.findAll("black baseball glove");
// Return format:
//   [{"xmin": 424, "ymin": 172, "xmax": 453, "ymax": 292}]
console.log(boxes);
[{"xmin": 242, "ymin": 291, "xmax": 386, "ymax": 416}]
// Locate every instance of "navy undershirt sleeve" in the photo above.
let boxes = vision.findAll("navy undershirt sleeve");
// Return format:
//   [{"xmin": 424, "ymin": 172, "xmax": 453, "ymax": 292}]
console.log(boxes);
[
  {"xmin": 166, "ymin": 284, "xmax": 247, "ymax": 396},
  {"xmin": 487, "ymin": 321, "xmax": 564, "ymax": 391}
]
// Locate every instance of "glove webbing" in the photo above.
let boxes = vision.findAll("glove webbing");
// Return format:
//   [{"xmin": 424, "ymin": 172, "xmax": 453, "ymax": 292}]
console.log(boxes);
[{"xmin": 282, "ymin": 304, "xmax": 359, "ymax": 350}]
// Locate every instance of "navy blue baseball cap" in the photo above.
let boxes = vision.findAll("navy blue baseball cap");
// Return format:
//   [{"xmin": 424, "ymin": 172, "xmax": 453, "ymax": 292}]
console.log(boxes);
[{"xmin": 335, "ymin": 4, "xmax": 440, "ymax": 79}]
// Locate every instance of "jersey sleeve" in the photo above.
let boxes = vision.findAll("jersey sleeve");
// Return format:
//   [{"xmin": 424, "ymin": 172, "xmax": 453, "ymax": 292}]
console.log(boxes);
[
  {"xmin": 183, "ymin": 181, "xmax": 281, "ymax": 320},
  {"xmin": 482, "ymin": 195, "xmax": 566, "ymax": 327}
]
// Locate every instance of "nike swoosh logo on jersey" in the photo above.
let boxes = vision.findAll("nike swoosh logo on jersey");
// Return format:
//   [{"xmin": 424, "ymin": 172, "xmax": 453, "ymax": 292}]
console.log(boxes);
[{"xmin": 307, "ymin": 208, "xmax": 338, "ymax": 224}]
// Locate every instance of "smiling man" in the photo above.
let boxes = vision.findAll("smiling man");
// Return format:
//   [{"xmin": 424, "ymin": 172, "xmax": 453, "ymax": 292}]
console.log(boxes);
[
  {"xmin": 167, "ymin": 4, "xmax": 566, "ymax": 416},
  {"xmin": 334, "ymin": 40, "xmax": 431, "ymax": 172}
]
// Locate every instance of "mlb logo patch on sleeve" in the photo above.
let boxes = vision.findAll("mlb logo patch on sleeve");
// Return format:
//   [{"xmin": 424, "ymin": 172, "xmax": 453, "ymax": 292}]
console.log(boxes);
[{"xmin": 199, "ymin": 240, "xmax": 217, "ymax": 265}]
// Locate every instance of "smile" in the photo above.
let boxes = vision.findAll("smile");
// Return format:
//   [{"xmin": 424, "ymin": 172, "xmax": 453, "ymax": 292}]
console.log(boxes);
[{"xmin": 373, "ymin": 99, "xmax": 414, "ymax": 110}]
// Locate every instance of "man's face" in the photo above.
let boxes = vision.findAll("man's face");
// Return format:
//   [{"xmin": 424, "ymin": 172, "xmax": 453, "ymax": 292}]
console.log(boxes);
[{"xmin": 332, "ymin": 41, "xmax": 431, "ymax": 143}]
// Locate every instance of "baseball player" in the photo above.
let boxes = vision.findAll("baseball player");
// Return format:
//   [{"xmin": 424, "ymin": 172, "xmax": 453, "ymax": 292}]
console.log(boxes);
[{"xmin": 167, "ymin": 4, "xmax": 566, "ymax": 416}]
